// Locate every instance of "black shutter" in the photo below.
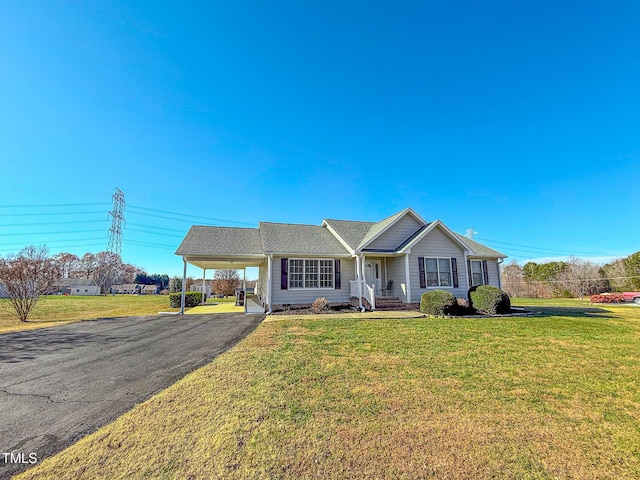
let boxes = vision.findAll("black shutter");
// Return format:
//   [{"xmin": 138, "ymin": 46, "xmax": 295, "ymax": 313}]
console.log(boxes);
[
  {"xmin": 451, "ymin": 258, "xmax": 459, "ymax": 288},
  {"xmin": 467, "ymin": 259, "xmax": 472, "ymax": 286},
  {"xmin": 482, "ymin": 260, "xmax": 489, "ymax": 285},
  {"xmin": 281, "ymin": 258, "xmax": 288, "ymax": 290},
  {"xmin": 418, "ymin": 257, "xmax": 426, "ymax": 288},
  {"xmin": 334, "ymin": 259, "xmax": 341, "ymax": 289}
]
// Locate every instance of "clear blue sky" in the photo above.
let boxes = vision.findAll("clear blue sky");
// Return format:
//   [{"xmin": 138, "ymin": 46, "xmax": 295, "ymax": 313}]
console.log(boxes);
[{"xmin": 1, "ymin": 0, "xmax": 639, "ymax": 278}]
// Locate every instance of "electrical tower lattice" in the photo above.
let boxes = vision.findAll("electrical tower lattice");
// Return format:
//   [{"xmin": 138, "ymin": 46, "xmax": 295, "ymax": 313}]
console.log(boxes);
[{"xmin": 107, "ymin": 188, "xmax": 125, "ymax": 257}]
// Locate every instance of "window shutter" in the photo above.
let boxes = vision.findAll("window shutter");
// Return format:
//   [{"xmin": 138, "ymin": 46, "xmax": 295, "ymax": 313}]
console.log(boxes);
[
  {"xmin": 334, "ymin": 259, "xmax": 341, "ymax": 289},
  {"xmin": 467, "ymin": 259, "xmax": 472, "ymax": 286},
  {"xmin": 482, "ymin": 260, "xmax": 489, "ymax": 285},
  {"xmin": 451, "ymin": 258, "xmax": 459, "ymax": 288},
  {"xmin": 418, "ymin": 257, "xmax": 426, "ymax": 288},
  {"xmin": 281, "ymin": 258, "xmax": 288, "ymax": 290}
]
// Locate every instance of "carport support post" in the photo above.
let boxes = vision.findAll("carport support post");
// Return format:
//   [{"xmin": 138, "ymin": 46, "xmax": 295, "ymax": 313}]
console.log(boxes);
[
  {"xmin": 201, "ymin": 268, "xmax": 206, "ymax": 305},
  {"xmin": 180, "ymin": 257, "xmax": 187, "ymax": 315}
]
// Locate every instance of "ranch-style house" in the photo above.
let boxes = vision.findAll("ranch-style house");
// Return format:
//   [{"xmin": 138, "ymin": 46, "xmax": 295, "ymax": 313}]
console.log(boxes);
[{"xmin": 175, "ymin": 208, "xmax": 507, "ymax": 313}]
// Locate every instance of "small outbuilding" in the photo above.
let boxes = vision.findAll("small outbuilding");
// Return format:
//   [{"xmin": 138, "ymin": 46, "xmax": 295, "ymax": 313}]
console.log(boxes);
[{"xmin": 54, "ymin": 278, "xmax": 101, "ymax": 296}]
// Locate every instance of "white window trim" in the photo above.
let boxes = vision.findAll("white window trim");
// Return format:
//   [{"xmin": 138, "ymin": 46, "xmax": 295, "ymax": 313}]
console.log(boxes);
[
  {"xmin": 469, "ymin": 259, "xmax": 486, "ymax": 286},
  {"xmin": 425, "ymin": 257, "xmax": 454, "ymax": 289},
  {"xmin": 289, "ymin": 258, "xmax": 335, "ymax": 290}
]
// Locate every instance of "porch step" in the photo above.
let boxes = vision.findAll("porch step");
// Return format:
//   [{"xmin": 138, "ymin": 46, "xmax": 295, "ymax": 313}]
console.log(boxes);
[{"xmin": 374, "ymin": 297, "xmax": 411, "ymax": 311}]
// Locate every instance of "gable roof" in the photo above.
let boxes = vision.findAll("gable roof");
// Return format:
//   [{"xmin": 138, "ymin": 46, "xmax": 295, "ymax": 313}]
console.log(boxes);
[
  {"xmin": 175, "ymin": 209, "xmax": 506, "ymax": 261},
  {"xmin": 55, "ymin": 278, "xmax": 97, "ymax": 287},
  {"xmin": 259, "ymin": 222, "xmax": 350, "ymax": 256},
  {"xmin": 322, "ymin": 219, "xmax": 375, "ymax": 252},
  {"xmin": 454, "ymin": 233, "xmax": 507, "ymax": 258},
  {"xmin": 324, "ymin": 208, "xmax": 428, "ymax": 252}
]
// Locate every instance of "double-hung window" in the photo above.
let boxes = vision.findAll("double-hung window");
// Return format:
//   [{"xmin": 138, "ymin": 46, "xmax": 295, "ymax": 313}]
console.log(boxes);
[
  {"xmin": 425, "ymin": 257, "xmax": 453, "ymax": 287},
  {"xmin": 289, "ymin": 259, "xmax": 334, "ymax": 289},
  {"xmin": 469, "ymin": 260, "xmax": 486, "ymax": 286}
]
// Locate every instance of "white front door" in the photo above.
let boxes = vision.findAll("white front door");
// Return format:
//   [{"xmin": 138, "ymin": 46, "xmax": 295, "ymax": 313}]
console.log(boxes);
[{"xmin": 364, "ymin": 260, "xmax": 382, "ymax": 296}]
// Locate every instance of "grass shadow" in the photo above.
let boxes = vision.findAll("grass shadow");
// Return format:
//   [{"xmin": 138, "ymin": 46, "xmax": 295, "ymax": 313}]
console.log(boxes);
[{"xmin": 525, "ymin": 305, "xmax": 615, "ymax": 318}]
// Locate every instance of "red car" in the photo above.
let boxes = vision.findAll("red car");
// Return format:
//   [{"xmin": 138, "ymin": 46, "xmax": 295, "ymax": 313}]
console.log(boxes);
[{"xmin": 622, "ymin": 292, "xmax": 640, "ymax": 304}]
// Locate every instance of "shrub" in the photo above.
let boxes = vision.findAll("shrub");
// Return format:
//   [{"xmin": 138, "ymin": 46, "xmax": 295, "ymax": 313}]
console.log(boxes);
[
  {"xmin": 468, "ymin": 285, "xmax": 511, "ymax": 314},
  {"xmin": 420, "ymin": 290, "xmax": 457, "ymax": 316},
  {"xmin": 169, "ymin": 292, "xmax": 203, "ymax": 308},
  {"xmin": 590, "ymin": 293, "xmax": 624, "ymax": 304},
  {"xmin": 311, "ymin": 297, "xmax": 330, "ymax": 313}
]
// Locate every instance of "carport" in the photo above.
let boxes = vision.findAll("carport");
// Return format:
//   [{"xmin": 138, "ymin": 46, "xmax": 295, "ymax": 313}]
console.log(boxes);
[
  {"xmin": 179, "ymin": 256, "xmax": 265, "ymax": 314},
  {"xmin": 175, "ymin": 226, "xmax": 268, "ymax": 314}
]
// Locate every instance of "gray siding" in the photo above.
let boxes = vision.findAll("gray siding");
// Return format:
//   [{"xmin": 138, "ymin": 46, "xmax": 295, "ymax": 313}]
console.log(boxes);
[
  {"xmin": 366, "ymin": 215, "xmax": 422, "ymax": 251},
  {"xmin": 467, "ymin": 258, "xmax": 501, "ymax": 289},
  {"xmin": 385, "ymin": 256, "xmax": 407, "ymax": 302},
  {"xmin": 271, "ymin": 256, "xmax": 355, "ymax": 305},
  {"xmin": 257, "ymin": 261, "xmax": 268, "ymax": 305},
  {"xmin": 408, "ymin": 226, "xmax": 467, "ymax": 301}
]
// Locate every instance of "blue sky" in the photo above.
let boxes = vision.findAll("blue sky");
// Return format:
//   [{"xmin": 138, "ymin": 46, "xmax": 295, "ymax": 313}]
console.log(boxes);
[{"xmin": 1, "ymin": 0, "xmax": 639, "ymax": 277}]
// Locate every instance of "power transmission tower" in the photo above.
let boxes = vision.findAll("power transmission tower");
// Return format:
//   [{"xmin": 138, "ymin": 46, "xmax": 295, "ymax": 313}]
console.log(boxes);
[{"xmin": 107, "ymin": 188, "xmax": 125, "ymax": 257}]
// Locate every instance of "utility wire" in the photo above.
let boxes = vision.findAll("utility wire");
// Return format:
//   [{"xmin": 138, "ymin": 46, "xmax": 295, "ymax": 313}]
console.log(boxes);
[
  {"xmin": 1, "ymin": 220, "xmax": 107, "ymax": 227},
  {"xmin": 0, "ymin": 202, "xmax": 110, "ymax": 208},
  {"xmin": 127, "ymin": 204, "xmax": 255, "ymax": 226},
  {"xmin": 0, "ymin": 211, "xmax": 106, "ymax": 217},
  {"xmin": 2, "ymin": 229, "xmax": 105, "ymax": 237},
  {"xmin": 477, "ymin": 237, "xmax": 609, "ymax": 257}
]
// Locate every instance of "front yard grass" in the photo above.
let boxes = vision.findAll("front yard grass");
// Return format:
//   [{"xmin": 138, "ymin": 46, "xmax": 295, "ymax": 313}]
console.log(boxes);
[
  {"xmin": 17, "ymin": 299, "xmax": 640, "ymax": 479},
  {"xmin": 0, "ymin": 295, "xmax": 175, "ymax": 334}
]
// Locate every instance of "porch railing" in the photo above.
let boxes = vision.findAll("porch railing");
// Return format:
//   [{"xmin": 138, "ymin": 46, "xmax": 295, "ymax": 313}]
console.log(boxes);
[{"xmin": 349, "ymin": 280, "xmax": 376, "ymax": 310}]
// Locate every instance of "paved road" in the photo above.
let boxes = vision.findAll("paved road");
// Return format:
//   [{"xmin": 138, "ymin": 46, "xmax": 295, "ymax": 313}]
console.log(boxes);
[{"xmin": 0, "ymin": 313, "xmax": 264, "ymax": 478}]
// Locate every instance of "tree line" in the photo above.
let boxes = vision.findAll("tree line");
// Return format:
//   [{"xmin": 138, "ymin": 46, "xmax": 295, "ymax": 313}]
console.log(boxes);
[
  {"xmin": 0, "ymin": 244, "xmax": 246, "ymax": 321},
  {"xmin": 501, "ymin": 252, "xmax": 640, "ymax": 298}
]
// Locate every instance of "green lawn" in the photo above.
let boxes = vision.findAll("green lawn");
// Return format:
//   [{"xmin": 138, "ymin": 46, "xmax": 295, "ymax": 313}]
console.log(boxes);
[
  {"xmin": 0, "ymin": 295, "xmax": 176, "ymax": 333},
  {"xmin": 17, "ymin": 299, "xmax": 640, "ymax": 479}
]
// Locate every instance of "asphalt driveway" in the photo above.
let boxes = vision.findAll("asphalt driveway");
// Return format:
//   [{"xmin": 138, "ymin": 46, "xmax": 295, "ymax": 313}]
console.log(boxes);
[{"xmin": 0, "ymin": 312, "xmax": 264, "ymax": 478}]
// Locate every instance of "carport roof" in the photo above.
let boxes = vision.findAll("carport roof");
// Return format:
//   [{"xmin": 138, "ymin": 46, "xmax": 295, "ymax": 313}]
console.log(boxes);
[{"xmin": 176, "ymin": 226, "xmax": 264, "ymax": 256}]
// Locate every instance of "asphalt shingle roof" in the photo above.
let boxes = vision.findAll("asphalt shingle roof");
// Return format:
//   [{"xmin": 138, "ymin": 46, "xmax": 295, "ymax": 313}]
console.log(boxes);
[
  {"xmin": 175, "ymin": 226, "xmax": 263, "ymax": 256},
  {"xmin": 454, "ymin": 233, "xmax": 507, "ymax": 258},
  {"xmin": 174, "ymin": 210, "xmax": 506, "ymax": 260},
  {"xmin": 259, "ymin": 222, "xmax": 349, "ymax": 255},
  {"xmin": 323, "ymin": 219, "xmax": 375, "ymax": 251}
]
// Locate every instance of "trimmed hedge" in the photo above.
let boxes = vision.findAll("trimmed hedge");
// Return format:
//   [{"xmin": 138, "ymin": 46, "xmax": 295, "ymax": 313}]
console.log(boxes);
[
  {"xmin": 468, "ymin": 285, "xmax": 511, "ymax": 314},
  {"xmin": 590, "ymin": 293, "xmax": 624, "ymax": 304},
  {"xmin": 169, "ymin": 292, "xmax": 203, "ymax": 308},
  {"xmin": 420, "ymin": 290, "xmax": 457, "ymax": 316}
]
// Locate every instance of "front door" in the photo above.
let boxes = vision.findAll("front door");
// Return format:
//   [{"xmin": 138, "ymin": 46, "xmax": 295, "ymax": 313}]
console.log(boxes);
[{"xmin": 364, "ymin": 260, "xmax": 382, "ymax": 296}]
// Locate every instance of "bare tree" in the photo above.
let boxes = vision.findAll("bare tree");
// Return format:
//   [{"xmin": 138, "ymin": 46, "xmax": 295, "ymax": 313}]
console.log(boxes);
[
  {"xmin": 52, "ymin": 252, "xmax": 80, "ymax": 279},
  {"xmin": 79, "ymin": 252, "xmax": 97, "ymax": 279},
  {"xmin": 501, "ymin": 261, "xmax": 529, "ymax": 298},
  {"xmin": 92, "ymin": 251, "xmax": 123, "ymax": 294},
  {"xmin": 559, "ymin": 257, "xmax": 607, "ymax": 299},
  {"xmin": 213, "ymin": 269, "xmax": 241, "ymax": 296},
  {"xmin": 0, "ymin": 246, "xmax": 60, "ymax": 322}
]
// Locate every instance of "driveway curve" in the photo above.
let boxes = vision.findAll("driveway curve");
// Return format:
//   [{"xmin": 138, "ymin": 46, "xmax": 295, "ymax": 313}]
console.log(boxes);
[{"xmin": 0, "ymin": 312, "xmax": 264, "ymax": 478}]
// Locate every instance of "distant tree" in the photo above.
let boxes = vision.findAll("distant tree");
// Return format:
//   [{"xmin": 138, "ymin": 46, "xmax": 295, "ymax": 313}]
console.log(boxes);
[
  {"xmin": 602, "ymin": 252, "xmax": 640, "ymax": 292},
  {"xmin": 0, "ymin": 246, "xmax": 60, "ymax": 322},
  {"xmin": 169, "ymin": 276, "xmax": 182, "ymax": 293},
  {"xmin": 558, "ymin": 257, "xmax": 606, "ymax": 299},
  {"xmin": 79, "ymin": 252, "xmax": 97, "ymax": 279},
  {"xmin": 92, "ymin": 251, "xmax": 123, "ymax": 294},
  {"xmin": 135, "ymin": 273, "xmax": 153, "ymax": 285},
  {"xmin": 122, "ymin": 263, "xmax": 145, "ymax": 284},
  {"xmin": 624, "ymin": 252, "xmax": 640, "ymax": 290},
  {"xmin": 52, "ymin": 252, "xmax": 80, "ymax": 279},
  {"xmin": 213, "ymin": 270, "xmax": 240, "ymax": 296},
  {"xmin": 501, "ymin": 261, "xmax": 531, "ymax": 298}
]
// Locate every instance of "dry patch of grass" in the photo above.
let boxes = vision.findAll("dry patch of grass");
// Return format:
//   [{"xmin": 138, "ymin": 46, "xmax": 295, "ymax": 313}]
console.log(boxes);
[
  {"xmin": 17, "ymin": 303, "xmax": 640, "ymax": 479},
  {"xmin": 0, "ymin": 295, "xmax": 174, "ymax": 333}
]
